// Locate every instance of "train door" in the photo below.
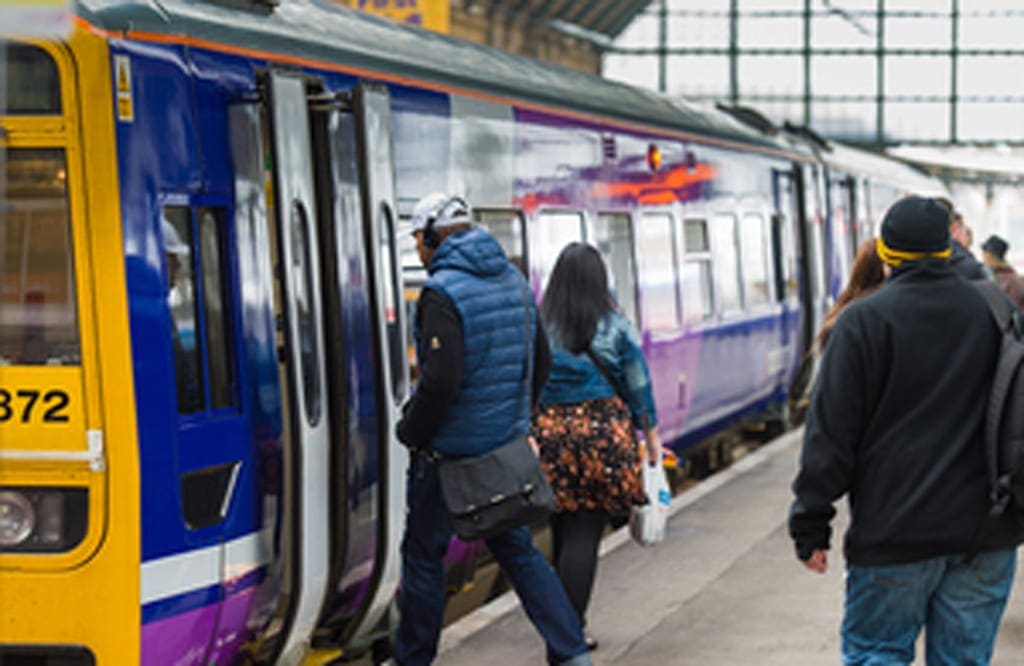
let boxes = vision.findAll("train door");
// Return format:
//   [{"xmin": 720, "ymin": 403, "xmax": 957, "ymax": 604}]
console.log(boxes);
[
  {"xmin": 771, "ymin": 167, "xmax": 802, "ymax": 357},
  {"xmin": 800, "ymin": 164, "xmax": 829, "ymax": 343},
  {"xmin": 774, "ymin": 163, "xmax": 817, "ymax": 406},
  {"xmin": 263, "ymin": 71, "xmax": 332, "ymax": 665},
  {"xmin": 825, "ymin": 170, "xmax": 854, "ymax": 297},
  {"xmin": 306, "ymin": 81, "xmax": 408, "ymax": 652}
]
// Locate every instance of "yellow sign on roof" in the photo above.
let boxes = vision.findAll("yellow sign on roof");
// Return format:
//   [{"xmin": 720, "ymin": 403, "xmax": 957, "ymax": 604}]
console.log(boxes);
[
  {"xmin": 346, "ymin": 0, "xmax": 450, "ymax": 34},
  {"xmin": 0, "ymin": 0, "xmax": 72, "ymax": 37}
]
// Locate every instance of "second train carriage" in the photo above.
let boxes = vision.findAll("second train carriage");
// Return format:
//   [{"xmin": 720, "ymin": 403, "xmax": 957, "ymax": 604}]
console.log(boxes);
[{"xmin": 0, "ymin": 1, "xmax": 945, "ymax": 663}]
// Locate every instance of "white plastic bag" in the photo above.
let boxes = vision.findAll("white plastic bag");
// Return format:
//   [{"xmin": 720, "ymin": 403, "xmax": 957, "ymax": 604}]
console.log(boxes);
[{"xmin": 630, "ymin": 460, "xmax": 670, "ymax": 546}]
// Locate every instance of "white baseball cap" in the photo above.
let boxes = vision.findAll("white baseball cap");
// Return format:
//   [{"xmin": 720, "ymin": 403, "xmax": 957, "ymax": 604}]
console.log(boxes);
[{"xmin": 409, "ymin": 192, "xmax": 472, "ymax": 235}]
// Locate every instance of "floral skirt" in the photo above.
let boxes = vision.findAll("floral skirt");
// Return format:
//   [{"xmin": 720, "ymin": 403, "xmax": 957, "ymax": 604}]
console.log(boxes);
[{"xmin": 531, "ymin": 396, "xmax": 646, "ymax": 516}]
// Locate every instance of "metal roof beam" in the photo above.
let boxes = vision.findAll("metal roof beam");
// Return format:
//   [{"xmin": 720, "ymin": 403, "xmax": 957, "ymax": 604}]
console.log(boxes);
[
  {"xmin": 574, "ymin": 1, "xmax": 616, "ymax": 33},
  {"xmin": 546, "ymin": 0, "xmax": 577, "ymax": 22},
  {"xmin": 561, "ymin": 0, "xmax": 606, "ymax": 26},
  {"xmin": 593, "ymin": 0, "xmax": 651, "ymax": 37}
]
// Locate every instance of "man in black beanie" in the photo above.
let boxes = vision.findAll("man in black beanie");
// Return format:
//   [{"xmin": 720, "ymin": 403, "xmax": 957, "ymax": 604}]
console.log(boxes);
[{"xmin": 789, "ymin": 195, "xmax": 1022, "ymax": 664}]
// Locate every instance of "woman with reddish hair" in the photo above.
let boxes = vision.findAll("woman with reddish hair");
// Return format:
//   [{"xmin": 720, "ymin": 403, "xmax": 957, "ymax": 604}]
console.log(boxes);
[
  {"xmin": 816, "ymin": 238, "xmax": 887, "ymax": 350},
  {"xmin": 792, "ymin": 238, "xmax": 886, "ymax": 422}
]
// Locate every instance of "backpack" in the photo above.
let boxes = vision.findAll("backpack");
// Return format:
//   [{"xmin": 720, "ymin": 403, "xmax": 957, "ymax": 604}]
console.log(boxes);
[{"xmin": 975, "ymin": 279, "xmax": 1024, "ymax": 518}]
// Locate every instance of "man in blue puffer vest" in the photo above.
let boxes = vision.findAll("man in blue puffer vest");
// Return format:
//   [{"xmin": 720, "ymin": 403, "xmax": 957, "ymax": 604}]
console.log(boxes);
[{"xmin": 392, "ymin": 193, "xmax": 591, "ymax": 666}]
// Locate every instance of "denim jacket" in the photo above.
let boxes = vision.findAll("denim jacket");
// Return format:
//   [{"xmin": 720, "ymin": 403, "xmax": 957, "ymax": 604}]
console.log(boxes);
[{"xmin": 539, "ymin": 310, "xmax": 658, "ymax": 429}]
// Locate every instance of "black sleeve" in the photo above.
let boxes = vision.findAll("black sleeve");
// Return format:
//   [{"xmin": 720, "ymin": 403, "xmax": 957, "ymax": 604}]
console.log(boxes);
[
  {"xmin": 788, "ymin": 314, "xmax": 865, "ymax": 560},
  {"xmin": 532, "ymin": 318, "xmax": 551, "ymax": 406},
  {"xmin": 396, "ymin": 289, "xmax": 463, "ymax": 449}
]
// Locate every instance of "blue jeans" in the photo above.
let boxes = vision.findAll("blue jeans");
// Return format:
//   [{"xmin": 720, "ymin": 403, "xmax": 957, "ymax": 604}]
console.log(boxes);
[
  {"xmin": 842, "ymin": 549, "xmax": 1017, "ymax": 665},
  {"xmin": 393, "ymin": 451, "xmax": 591, "ymax": 666}
]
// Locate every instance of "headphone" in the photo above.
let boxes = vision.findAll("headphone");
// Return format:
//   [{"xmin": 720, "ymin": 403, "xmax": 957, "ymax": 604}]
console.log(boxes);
[{"xmin": 422, "ymin": 195, "xmax": 469, "ymax": 249}]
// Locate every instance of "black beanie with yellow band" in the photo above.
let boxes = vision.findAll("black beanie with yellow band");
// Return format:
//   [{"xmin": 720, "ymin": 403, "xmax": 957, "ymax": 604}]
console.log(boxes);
[{"xmin": 876, "ymin": 195, "xmax": 952, "ymax": 267}]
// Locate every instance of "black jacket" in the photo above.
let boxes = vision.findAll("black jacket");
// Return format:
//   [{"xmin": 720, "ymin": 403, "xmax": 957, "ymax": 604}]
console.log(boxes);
[{"xmin": 789, "ymin": 259, "xmax": 1020, "ymax": 565}]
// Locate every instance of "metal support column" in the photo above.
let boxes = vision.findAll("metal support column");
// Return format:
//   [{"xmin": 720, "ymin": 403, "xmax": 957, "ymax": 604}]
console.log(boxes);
[
  {"xmin": 729, "ymin": 0, "xmax": 739, "ymax": 104},
  {"xmin": 658, "ymin": 0, "xmax": 667, "ymax": 93},
  {"xmin": 875, "ymin": 0, "xmax": 885, "ymax": 147},
  {"xmin": 803, "ymin": 0, "xmax": 812, "ymax": 126},
  {"xmin": 950, "ymin": 0, "xmax": 959, "ymax": 144}
]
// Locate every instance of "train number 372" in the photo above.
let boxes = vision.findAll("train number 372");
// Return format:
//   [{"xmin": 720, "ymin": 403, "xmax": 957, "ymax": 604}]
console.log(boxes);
[{"xmin": 0, "ymin": 389, "xmax": 71, "ymax": 424}]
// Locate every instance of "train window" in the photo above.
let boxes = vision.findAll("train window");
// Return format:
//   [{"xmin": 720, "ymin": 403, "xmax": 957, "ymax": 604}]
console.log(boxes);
[
  {"xmin": 636, "ymin": 212, "xmax": 681, "ymax": 332},
  {"xmin": 594, "ymin": 212, "xmax": 639, "ymax": 327},
  {"xmin": 379, "ymin": 203, "xmax": 407, "ymax": 404},
  {"xmin": 805, "ymin": 169, "xmax": 828, "ymax": 301},
  {"xmin": 289, "ymin": 200, "xmax": 322, "ymax": 426},
  {"xmin": 535, "ymin": 211, "xmax": 585, "ymax": 290},
  {"xmin": 828, "ymin": 178, "xmax": 852, "ymax": 292},
  {"xmin": 0, "ymin": 148, "xmax": 79, "ymax": 365},
  {"xmin": 684, "ymin": 218, "xmax": 709, "ymax": 253},
  {"xmin": 740, "ymin": 214, "xmax": 771, "ymax": 308},
  {"xmin": 163, "ymin": 206, "xmax": 204, "ymax": 414},
  {"xmin": 710, "ymin": 214, "xmax": 742, "ymax": 315},
  {"xmin": 682, "ymin": 219, "xmax": 713, "ymax": 327},
  {"xmin": 681, "ymin": 262, "xmax": 714, "ymax": 327},
  {"xmin": 1, "ymin": 41, "xmax": 61, "ymax": 114},
  {"xmin": 197, "ymin": 208, "xmax": 236, "ymax": 411},
  {"xmin": 475, "ymin": 208, "xmax": 527, "ymax": 273}
]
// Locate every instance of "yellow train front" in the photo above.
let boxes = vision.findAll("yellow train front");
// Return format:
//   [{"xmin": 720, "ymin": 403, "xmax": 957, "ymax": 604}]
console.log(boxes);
[{"xmin": 0, "ymin": 5, "xmax": 412, "ymax": 664}]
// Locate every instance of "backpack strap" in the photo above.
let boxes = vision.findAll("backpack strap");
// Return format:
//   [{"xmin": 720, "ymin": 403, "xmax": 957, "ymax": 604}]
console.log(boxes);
[
  {"xmin": 975, "ymin": 278, "xmax": 1017, "ymax": 334},
  {"xmin": 967, "ymin": 280, "xmax": 1023, "ymax": 559}
]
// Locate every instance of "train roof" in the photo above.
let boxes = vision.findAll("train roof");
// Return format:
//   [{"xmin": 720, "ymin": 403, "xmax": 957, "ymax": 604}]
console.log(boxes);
[
  {"xmin": 76, "ymin": 0, "xmax": 790, "ymax": 155},
  {"xmin": 818, "ymin": 143, "xmax": 946, "ymax": 195}
]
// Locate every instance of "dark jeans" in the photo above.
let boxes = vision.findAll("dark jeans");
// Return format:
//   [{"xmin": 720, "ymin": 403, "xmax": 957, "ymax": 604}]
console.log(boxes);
[
  {"xmin": 550, "ymin": 509, "xmax": 609, "ymax": 628},
  {"xmin": 393, "ymin": 451, "xmax": 591, "ymax": 666},
  {"xmin": 842, "ymin": 549, "xmax": 1017, "ymax": 665}
]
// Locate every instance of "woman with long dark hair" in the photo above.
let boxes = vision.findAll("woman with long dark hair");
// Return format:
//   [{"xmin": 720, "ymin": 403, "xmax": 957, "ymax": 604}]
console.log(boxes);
[{"xmin": 532, "ymin": 242, "xmax": 662, "ymax": 650}]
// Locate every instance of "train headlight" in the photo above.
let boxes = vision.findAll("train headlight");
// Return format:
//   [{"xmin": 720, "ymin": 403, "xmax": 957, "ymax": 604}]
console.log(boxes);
[
  {"xmin": 0, "ymin": 488, "xmax": 88, "ymax": 553},
  {"xmin": 0, "ymin": 491, "xmax": 35, "ymax": 546}
]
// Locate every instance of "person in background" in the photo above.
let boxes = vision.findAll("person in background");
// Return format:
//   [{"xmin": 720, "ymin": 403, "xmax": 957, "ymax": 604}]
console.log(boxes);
[
  {"xmin": 947, "ymin": 207, "xmax": 989, "ymax": 280},
  {"xmin": 790, "ymin": 195, "xmax": 1021, "ymax": 665},
  {"xmin": 532, "ymin": 242, "xmax": 662, "ymax": 652},
  {"xmin": 393, "ymin": 193, "xmax": 591, "ymax": 666},
  {"xmin": 981, "ymin": 234, "xmax": 1024, "ymax": 310}
]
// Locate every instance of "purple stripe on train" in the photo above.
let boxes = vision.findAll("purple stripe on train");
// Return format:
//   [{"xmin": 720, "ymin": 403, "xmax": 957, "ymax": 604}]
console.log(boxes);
[{"xmin": 142, "ymin": 579, "xmax": 260, "ymax": 665}]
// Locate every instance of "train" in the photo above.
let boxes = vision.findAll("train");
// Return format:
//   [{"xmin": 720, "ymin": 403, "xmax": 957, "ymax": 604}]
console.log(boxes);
[{"xmin": 0, "ymin": 1, "xmax": 946, "ymax": 664}]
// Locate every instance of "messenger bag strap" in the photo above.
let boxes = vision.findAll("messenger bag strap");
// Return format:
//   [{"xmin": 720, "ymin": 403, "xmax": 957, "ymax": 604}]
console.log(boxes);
[{"xmin": 517, "ymin": 274, "xmax": 533, "ymax": 421}]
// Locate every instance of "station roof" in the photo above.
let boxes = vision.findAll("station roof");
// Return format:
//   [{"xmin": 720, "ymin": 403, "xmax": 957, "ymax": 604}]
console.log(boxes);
[{"xmin": 465, "ymin": 0, "xmax": 652, "ymax": 43}]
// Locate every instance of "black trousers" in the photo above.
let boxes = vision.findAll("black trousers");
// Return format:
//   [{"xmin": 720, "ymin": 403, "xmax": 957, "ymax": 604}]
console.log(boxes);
[{"xmin": 550, "ymin": 509, "xmax": 609, "ymax": 627}]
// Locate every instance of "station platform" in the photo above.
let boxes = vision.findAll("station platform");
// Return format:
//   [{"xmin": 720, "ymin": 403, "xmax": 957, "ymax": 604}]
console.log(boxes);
[{"xmin": 433, "ymin": 429, "xmax": 1024, "ymax": 665}]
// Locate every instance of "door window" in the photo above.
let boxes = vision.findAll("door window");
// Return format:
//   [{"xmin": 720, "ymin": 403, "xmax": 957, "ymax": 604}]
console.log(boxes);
[
  {"xmin": 163, "ymin": 205, "xmax": 239, "ymax": 416},
  {"xmin": 682, "ymin": 219, "xmax": 714, "ymax": 327}
]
